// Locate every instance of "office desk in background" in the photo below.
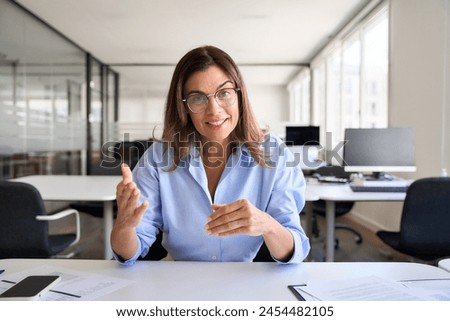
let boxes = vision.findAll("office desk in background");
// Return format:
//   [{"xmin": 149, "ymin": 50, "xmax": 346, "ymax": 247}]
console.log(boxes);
[
  {"xmin": 1, "ymin": 259, "xmax": 449, "ymax": 300},
  {"xmin": 305, "ymin": 180, "xmax": 407, "ymax": 262},
  {"xmin": 10, "ymin": 175, "xmax": 318, "ymax": 261},
  {"xmin": 10, "ymin": 175, "xmax": 121, "ymax": 259}
]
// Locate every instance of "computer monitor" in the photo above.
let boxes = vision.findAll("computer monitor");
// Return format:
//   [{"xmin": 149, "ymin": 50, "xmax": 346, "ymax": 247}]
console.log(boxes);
[
  {"xmin": 285, "ymin": 126, "xmax": 320, "ymax": 146},
  {"xmin": 343, "ymin": 128, "xmax": 416, "ymax": 178}
]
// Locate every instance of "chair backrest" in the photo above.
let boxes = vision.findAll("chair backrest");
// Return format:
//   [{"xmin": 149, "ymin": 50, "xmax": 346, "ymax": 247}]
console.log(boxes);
[
  {"xmin": 399, "ymin": 177, "xmax": 450, "ymax": 258},
  {"xmin": 312, "ymin": 165, "xmax": 354, "ymax": 216},
  {"xmin": 314, "ymin": 165, "xmax": 351, "ymax": 179},
  {"xmin": 113, "ymin": 140, "xmax": 153, "ymax": 169},
  {"xmin": 0, "ymin": 181, "xmax": 52, "ymax": 258}
]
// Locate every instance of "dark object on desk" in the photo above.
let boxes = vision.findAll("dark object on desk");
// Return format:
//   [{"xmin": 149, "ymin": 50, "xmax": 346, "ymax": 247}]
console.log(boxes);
[
  {"xmin": 376, "ymin": 177, "xmax": 450, "ymax": 261},
  {"xmin": 0, "ymin": 181, "xmax": 80, "ymax": 259},
  {"xmin": 138, "ymin": 230, "xmax": 168, "ymax": 261},
  {"xmin": 312, "ymin": 165, "xmax": 362, "ymax": 248},
  {"xmin": 70, "ymin": 160, "xmax": 121, "ymax": 217},
  {"xmin": 70, "ymin": 201, "xmax": 118, "ymax": 219},
  {"xmin": 253, "ymin": 241, "xmax": 275, "ymax": 262},
  {"xmin": 114, "ymin": 140, "xmax": 153, "ymax": 169},
  {"xmin": 71, "ymin": 139, "xmax": 153, "ymax": 218},
  {"xmin": 350, "ymin": 184, "xmax": 409, "ymax": 193},
  {"xmin": 287, "ymin": 285, "xmax": 306, "ymax": 301},
  {"xmin": 285, "ymin": 126, "xmax": 320, "ymax": 146},
  {"xmin": 342, "ymin": 127, "xmax": 416, "ymax": 175}
]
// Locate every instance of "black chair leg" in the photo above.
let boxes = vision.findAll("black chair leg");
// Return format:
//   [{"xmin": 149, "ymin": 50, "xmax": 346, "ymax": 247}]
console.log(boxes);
[
  {"xmin": 335, "ymin": 223, "xmax": 363, "ymax": 244},
  {"xmin": 312, "ymin": 214, "xmax": 320, "ymax": 238}
]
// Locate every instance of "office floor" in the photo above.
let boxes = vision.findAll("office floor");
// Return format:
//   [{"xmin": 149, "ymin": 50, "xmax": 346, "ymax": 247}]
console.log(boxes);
[{"xmin": 60, "ymin": 211, "xmax": 435, "ymax": 265}]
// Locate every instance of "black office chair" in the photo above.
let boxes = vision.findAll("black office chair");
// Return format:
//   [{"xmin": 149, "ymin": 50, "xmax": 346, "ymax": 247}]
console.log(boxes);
[
  {"xmin": 138, "ymin": 230, "xmax": 168, "ymax": 261},
  {"xmin": 0, "ymin": 181, "xmax": 80, "ymax": 258},
  {"xmin": 253, "ymin": 241, "xmax": 275, "ymax": 262},
  {"xmin": 376, "ymin": 177, "xmax": 450, "ymax": 262},
  {"xmin": 114, "ymin": 139, "xmax": 153, "ymax": 169},
  {"xmin": 70, "ymin": 140, "xmax": 153, "ymax": 217},
  {"xmin": 311, "ymin": 165, "xmax": 362, "ymax": 248},
  {"xmin": 69, "ymin": 165, "xmax": 119, "ymax": 218}
]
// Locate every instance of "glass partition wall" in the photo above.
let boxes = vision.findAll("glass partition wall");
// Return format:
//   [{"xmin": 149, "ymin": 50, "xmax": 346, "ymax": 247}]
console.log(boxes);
[{"xmin": 0, "ymin": 0, "xmax": 118, "ymax": 178}]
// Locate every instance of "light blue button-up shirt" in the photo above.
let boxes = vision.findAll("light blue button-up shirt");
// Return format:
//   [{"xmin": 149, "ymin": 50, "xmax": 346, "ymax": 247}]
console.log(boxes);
[{"xmin": 117, "ymin": 134, "xmax": 310, "ymax": 264}]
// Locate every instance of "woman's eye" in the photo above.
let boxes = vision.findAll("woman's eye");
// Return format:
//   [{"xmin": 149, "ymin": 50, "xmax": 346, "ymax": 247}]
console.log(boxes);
[
  {"xmin": 190, "ymin": 94, "xmax": 206, "ymax": 104},
  {"xmin": 217, "ymin": 89, "xmax": 231, "ymax": 99}
]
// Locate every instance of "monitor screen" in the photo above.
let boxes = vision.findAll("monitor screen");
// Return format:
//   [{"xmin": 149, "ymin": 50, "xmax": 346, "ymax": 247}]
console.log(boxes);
[
  {"xmin": 343, "ymin": 128, "xmax": 416, "ymax": 174},
  {"xmin": 285, "ymin": 126, "xmax": 320, "ymax": 146}
]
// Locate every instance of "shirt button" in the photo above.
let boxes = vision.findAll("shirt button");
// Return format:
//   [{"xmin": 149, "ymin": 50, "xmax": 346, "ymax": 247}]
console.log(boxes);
[{"xmin": 211, "ymin": 255, "xmax": 217, "ymax": 261}]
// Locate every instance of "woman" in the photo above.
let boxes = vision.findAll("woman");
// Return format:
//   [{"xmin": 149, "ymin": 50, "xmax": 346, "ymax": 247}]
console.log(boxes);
[{"xmin": 111, "ymin": 45, "xmax": 310, "ymax": 264}]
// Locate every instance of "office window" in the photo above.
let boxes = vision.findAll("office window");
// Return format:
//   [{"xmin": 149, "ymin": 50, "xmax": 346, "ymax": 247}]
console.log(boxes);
[
  {"xmin": 0, "ymin": 1, "xmax": 88, "ymax": 177},
  {"xmin": 300, "ymin": 75, "xmax": 311, "ymax": 124},
  {"xmin": 312, "ymin": 63, "xmax": 326, "ymax": 141},
  {"xmin": 287, "ymin": 68, "xmax": 310, "ymax": 124},
  {"xmin": 0, "ymin": 1, "xmax": 118, "ymax": 178},
  {"xmin": 342, "ymin": 35, "xmax": 361, "ymax": 129},
  {"xmin": 361, "ymin": 12, "xmax": 388, "ymax": 128},
  {"xmin": 308, "ymin": 4, "xmax": 388, "ymax": 150},
  {"xmin": 326, "ymin": 49, "xmax": 342, "ymax": 147}
]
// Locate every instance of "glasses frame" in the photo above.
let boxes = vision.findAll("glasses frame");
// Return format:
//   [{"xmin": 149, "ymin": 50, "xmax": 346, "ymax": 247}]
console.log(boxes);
[{"xmin": 182, "ymin": 87, "xmax": 240, "ymax": 113}]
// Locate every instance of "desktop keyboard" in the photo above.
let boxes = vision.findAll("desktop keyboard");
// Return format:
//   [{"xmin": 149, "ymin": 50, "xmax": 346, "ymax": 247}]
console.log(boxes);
[
  {"xmin": 317, "ymin": 176, "xmax": 349, "ymax": 184},
  {"xmin": 349, "ymin": 184, "xmax": 409, "ymax": 193}
]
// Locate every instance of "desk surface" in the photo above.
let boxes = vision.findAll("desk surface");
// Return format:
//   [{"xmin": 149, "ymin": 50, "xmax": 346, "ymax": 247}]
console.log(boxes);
[
  {"xmin": 306, "ymin": 180, "xmax": 406, "ymax": 201},
  {"xmin": 10, "ymin": 175, "xmax": 121, "ymax": 259},
  {"xmin": 10, "ymin": 174, "xmax": 319, "ymax": 201},
  {"xmin": 10, "ymin": 175, "xmax": 121, "ymax": 201},
  {"xmin": 438, "ymin": 258, "xmax": 450, "ymax": 273},
  {"xmin": 304, "ymin": 180, "xmax": 407, "ymax": 262},
  {"xmin": 9, "ymin": 175, "xmax": 316, "ymax": 260},
  {"xmin": 1, "ymin": 259, "xmax": 448, "ymax": 301}
]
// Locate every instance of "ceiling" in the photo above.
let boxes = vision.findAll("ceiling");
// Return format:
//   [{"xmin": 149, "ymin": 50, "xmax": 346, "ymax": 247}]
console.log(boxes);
[{"xmin": 14, "ymin": 0, "xmax": 372, "ymax": 96}]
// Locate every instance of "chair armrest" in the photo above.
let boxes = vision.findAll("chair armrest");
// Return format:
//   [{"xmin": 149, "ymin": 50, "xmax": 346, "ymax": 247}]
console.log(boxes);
[{"xmin": 36, "ymin": 209, "xmax": 81, "ymax": 246}]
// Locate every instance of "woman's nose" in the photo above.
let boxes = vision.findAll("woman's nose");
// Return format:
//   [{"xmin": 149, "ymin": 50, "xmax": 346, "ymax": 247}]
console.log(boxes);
[{"xmin": 205, "ymin": 96, "xmax": 222, "ymax": 115}]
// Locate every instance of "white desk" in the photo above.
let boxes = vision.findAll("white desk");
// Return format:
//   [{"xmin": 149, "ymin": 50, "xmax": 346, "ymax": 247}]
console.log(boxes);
[
  {"xmin": 306, "ymin": 181, "xmax": 406, "ymax": 262},
  {"xmin": 10, "ymin": 175, "xmax": 121, "ymax": 259},
  {"xmin": 1, "ymin": 259, "xmax": 448, "ymax": 300},
  {"xmin": 438, "ymin": 258, "xmax": 450, "ymax": 273},
  {"xmin": 9, "ymin": 175, "xmax": 317, "ymax": 261}
]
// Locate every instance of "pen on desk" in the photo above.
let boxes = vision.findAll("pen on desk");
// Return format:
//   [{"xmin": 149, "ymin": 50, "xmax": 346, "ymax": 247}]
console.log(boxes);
[
  {"xmin": 49, "ymin": 289, "xmax": 82, "ymax": 298},
  {"xmin": 1, "ymin": 279, "xmax": 14, "ymax": 284},
  {"xmin": 398, "ymin": 277, "xmax": 450, "ymax": 282},
  {"xmin": 0, "ymin": 270, "xmax": 4, "ymax": 275}
]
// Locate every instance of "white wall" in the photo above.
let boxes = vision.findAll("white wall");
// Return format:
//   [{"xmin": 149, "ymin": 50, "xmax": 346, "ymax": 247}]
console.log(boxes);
[
  {"xmin": 119, "ymin": 95, "xmax": 166, "ymax": 123},
  {"xmin": 247, "ymin": 84, "xmax": 290, "ymax": 135},
  {"xmin": 444, "ymin": 0, "xmax": 450, "ymax": 175},
  {"xmin": 351, "ymin": 0, "xmax": 450, "ymax": 231},
  {"xmin": 118, "ymin": 84, "xmax": 290, "ymax": 139},
  {"xmin": 118, "ymin": 93, "xmax": 166, "ymax": 140}
]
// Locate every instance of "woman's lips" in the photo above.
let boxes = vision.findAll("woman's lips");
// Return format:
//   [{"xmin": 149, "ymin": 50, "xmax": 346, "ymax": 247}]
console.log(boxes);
[{"xmin": 206, "ymin": 118, "xmax": 227, "ymax": 127}]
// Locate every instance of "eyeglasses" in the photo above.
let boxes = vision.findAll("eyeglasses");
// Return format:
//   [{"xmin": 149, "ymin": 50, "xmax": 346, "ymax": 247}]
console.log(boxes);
[{"xmin": 182, "ymin": 87, "xmax": 240, "ymax": 113}]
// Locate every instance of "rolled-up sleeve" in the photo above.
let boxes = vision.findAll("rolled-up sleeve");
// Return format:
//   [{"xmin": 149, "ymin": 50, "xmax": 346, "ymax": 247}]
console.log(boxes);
[{"xmin": 265, "ymin": 142, "xmax": 310, "ymax": 264}]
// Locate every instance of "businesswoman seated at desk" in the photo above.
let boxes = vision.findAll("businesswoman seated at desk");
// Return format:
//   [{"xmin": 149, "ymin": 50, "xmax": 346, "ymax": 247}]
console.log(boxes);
[{"xmin": 111, "ymin": 46, "xmax": 310, "ymax": 264}]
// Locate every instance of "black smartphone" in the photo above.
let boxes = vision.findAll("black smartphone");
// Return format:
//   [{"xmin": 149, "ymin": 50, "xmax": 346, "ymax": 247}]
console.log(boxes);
[{"xmin": 0, "ymin": 275, "xmax": 61, "ymax": 300}]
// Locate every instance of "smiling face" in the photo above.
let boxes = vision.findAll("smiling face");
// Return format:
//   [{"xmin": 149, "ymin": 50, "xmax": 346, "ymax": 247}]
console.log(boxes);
[{"xmin": 184, "ymin": 65, "xmax": 239, "ymax": 147}]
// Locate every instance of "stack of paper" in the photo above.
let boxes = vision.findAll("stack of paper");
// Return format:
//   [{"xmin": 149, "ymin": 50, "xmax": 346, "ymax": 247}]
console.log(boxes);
[
  {"xmin": 289, "ymin": 276, "xmax": 450, "ymax": 301},
  {"xmin": 351, "ymin": 176, "xmax": 410, "ymax": 187}
]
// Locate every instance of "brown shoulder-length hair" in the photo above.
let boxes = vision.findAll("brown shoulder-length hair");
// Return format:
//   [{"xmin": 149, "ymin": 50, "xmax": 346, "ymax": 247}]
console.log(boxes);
[{"xmin": 161, "ymin": 45, "xmax": 267, "ymax": 170}]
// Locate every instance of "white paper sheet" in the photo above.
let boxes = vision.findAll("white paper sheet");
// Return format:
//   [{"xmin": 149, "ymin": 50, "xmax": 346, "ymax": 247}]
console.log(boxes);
[
  {"xmin": 0, "ymin": 265, "xmax": 134, "ymax": 301},
  {"xmin": 399, "ymin": 278, "xmax": 450, "ymax": 301},
  {"xmin": 291, "ymin": 276, "xmax": 449, "ymax": 301}
]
